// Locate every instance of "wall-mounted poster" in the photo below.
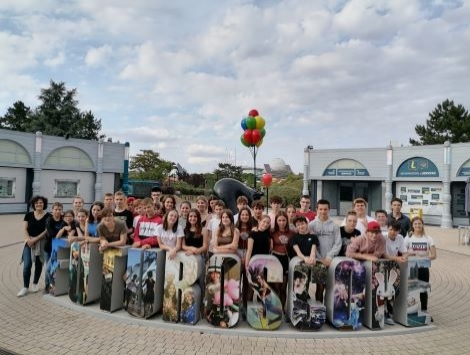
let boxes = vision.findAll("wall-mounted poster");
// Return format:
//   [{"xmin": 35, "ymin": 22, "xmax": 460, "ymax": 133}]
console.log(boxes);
[{"xmin": 395, "ymin": 182, "xmax": 443, "ymax": 216}]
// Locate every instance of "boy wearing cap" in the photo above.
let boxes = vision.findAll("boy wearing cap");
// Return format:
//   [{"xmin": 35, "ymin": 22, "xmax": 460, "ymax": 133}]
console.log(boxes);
[{"xmin": 346, "ymin": 221, "xmax": 385, "ymax": 261}]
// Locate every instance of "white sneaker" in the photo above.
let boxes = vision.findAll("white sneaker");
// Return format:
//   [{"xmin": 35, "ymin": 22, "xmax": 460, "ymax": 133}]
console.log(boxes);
[
  {"xmin": 17, "ymin": 287, "xmax": 29, "ymax": 297},
  {"xmin": 31, "ymin": 284, "xmax": 39, "ymax": 293}
]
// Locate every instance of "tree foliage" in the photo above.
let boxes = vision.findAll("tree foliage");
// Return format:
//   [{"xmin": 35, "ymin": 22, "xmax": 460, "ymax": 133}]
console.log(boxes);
[
  {"xmin": 213, "ymin": 163, "xmax": 243, "ymax": 180},
  {"xmin": 410, "ymin": 99, "xmax": 470, "ymax": 145},
  {"xmin": 129, "ymin": 149, "xmax": 174, "ymax": 181},
  {"xmin": 0, "ymin": 80, "xmax": 103, "ymax": 140}
]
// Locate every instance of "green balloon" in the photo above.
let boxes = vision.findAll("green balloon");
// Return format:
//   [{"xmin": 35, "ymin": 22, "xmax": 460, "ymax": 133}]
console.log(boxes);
[
  {"xmin": 240, "ymin": 134, "xmax": 249, "ymax": 147},
  {"xmin": 246, "ymin": 117, "xmax": 256, "ymax": 130},
  {"xmin": 260, "ymin": 128, "xmax": 266, "ymax": 138}
]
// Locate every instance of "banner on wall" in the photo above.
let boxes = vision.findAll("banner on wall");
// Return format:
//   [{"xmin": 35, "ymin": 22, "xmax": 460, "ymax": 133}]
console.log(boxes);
[{"xmin": 396, "ymin": 182, "xmax": 443, "ymax": 216}]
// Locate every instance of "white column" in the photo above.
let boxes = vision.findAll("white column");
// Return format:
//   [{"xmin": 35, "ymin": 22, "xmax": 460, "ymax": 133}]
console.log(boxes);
[
  {"xmin": 95, "ymin": 139, "xmax": 104, "ymax": 201},
  {"xmin": 385, "ymin": 145, "xmax": 393, "ymax": 213},
  {"xmin": 32, "ymin": 132, "xmax": 43, "ymax": 196},
  {"xmin": 302, "ymin": 146, "xmax": 312, "ymax": 196},
  {"xmin": 441, "ymin": 141, "xmax": 452, "ymax": 228}
]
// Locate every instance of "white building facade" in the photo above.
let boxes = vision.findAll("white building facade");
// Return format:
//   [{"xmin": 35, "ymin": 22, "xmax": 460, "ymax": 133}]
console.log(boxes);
[
  {"xmin": 0, "ymin": 129, "xmax": 126, "ymax": 213},
  {"xmin": 303, "ymin": 142, "xmax": 470, "ymax": 227}
]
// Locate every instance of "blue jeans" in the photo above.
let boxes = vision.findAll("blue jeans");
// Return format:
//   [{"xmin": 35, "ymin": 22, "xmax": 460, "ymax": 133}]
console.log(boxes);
[{"xmin": 22, "ymin": 244, "xmax": 43, "ymax": 288}]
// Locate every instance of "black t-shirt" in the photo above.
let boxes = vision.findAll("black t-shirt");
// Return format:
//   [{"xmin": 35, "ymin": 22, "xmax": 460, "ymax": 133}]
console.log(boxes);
[
  {"xmin": 184, "ymin": 230, "xmax": 204, "ymax": 248},
  {"xmin": 339, "ymin": 226, "xmax": 361, "ymax": 256},
  {"xmin": 249, "ymin": 229, "xmax": 271, "ymax": 256},
  {"xmin": 24, "ymin": 211, "xmax": 51, "ymax": 252},
  {"xmin": 290, "ymin": 232, "xmax": 319, "ymax": 258},
  {"xmin": 114, "ymin": 210, "xmax": 133, "ymax": 230}
]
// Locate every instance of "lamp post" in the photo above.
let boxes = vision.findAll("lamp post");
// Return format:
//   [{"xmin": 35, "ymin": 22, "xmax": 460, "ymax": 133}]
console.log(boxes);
[{"xmin": 441, "ymin": 141, "xmax": 452, "ymax": 228}]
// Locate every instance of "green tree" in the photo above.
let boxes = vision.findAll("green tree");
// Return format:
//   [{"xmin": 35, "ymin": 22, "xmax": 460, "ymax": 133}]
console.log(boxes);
[
  {"xmin": 213, "ymin": 163, "xmax": 243, "ymax": 180},
  {"xmin": 130, "ymin": 149, "xmax": 173, "ymax": 181},
  {"xmin": 0, "ymin": 101, "xmax": 33, "ymax": 131},
  {"xmin": 0, "ymin": 80, "xmax": 103, "ymax": 140},
  {"xmin": 410, "ymin": 99, "xmax": 470, "ymax": 145}
]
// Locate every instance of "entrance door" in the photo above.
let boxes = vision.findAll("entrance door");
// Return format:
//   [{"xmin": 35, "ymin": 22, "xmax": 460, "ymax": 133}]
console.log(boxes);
[{"xmin": 339, "ymin": 183, "xmax": 353, "ymax": 216}]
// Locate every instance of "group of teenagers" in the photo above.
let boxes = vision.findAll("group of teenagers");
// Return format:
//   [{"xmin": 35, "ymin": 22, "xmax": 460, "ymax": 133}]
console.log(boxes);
[{"xmin": 18, "ymin": 188, "xmax": 437, "ymax": 324}]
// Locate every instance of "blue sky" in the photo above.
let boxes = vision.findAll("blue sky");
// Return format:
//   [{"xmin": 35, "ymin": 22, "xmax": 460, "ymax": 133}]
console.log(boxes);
[{"xmin": 1, "ymin": 0, "xmax": 469, "ymax": 174}]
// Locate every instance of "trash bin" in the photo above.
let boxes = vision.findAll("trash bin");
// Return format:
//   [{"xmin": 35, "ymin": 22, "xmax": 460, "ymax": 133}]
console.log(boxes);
[{"xmin": 409, "ymin": 208, "xmax": 423, "ymax": 220}]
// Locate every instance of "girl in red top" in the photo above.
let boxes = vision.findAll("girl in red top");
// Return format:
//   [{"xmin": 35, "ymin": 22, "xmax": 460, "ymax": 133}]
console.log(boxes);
[{"xmin": 271, "ymin": 210, "xmax": 294, "ymax": 310}]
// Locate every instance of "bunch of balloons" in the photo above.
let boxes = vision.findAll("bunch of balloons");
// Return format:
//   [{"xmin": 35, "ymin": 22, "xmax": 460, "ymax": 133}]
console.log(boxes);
[{"xmin": 240, "ymin": 109, "xmax": 266, "ymax": 147}]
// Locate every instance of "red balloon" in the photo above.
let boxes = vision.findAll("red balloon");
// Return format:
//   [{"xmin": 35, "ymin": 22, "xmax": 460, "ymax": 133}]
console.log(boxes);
[
  {"xmin": 243, "ymin": 129, "xmax": 253, "ymax": 144},
  {"xmin": 262, "ymin": 173, "xmax": 273, "ymax": 187},
  {"xmin": 252, "ymin": 129, "xmax": 261, "ymax": 144},
  {"xmin": 248, "ymin": 109, "xmax": 259, "ymax": 117}
]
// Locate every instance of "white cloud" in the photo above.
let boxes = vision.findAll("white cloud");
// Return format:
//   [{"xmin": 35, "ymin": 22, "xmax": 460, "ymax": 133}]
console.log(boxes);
[
  {"xmin": 85, "ymin": 45, "xmax": 112, "ymax": 67},
  {"xmin": 1, "ymin": 0, "xmax": 470, "ymax": 174}
]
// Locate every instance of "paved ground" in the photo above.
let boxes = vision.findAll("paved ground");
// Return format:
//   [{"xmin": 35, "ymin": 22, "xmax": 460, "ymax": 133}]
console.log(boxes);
[{"xmin": 1, "ymin": 214, "xmax": 470, "ymax": 355}]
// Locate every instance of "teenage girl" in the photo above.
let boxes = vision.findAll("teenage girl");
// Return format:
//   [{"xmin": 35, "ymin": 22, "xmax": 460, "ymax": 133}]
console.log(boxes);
[
  {"xmin": 404, "ymin": 216, "xmax": 437, "ymax": 312},
  {"xmin": 212, "ymin": 209, "xmax": 239, "ymax": 255},
  {"xmin": 182, "ymin": 208, "xmax": 208, "ymax": 257},
  {"xmin": 156, "ymin": 210, "xmax": 184, "ymax": 259},
  {"xmin": 271, "ymin": 211, "xmax": 294, "ymax": 310},
  {"xmin": 85, "ymin": 201, "xmax": 104, "ymax": 242}
]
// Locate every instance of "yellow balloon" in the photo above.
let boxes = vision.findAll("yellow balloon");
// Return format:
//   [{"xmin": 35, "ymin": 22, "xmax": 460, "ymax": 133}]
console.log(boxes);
[
  {"xmin": 255, "ymin": 116, "xmax": 265, "ymax": 130},
  {"xmin": 255, "ymin": 138, "xmax": 263, "ymax": 147}
]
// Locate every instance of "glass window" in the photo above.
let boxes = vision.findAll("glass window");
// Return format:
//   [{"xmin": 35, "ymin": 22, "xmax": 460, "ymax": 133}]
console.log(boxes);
[
  {"xmin": 55, "ymin": 180, "xmax": 79, "ymax": 198},
  {"xmin": 0, "ymin": 178, "xmax": 15, "ymax": 198}
]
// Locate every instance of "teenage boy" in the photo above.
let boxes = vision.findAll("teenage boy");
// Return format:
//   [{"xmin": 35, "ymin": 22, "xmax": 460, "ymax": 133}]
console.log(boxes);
[
  {"xmin": 113, "ymin": 191, "xmax": 134, "ymax": 244},
  {"xmin": 72, "ymin": 196, "xmax": 84, "ymax": 219},
  {"xmin": 103, "ymin": 193, "xmax": 114, "ymax": 209},
  {"xmin": 251, "ymin": 200, "xmax": 264, "ymax": 227},
  {"xmin": 387, "ymin": 197, "xmax": 411, "ymax": 237},
  {"xmin": 45, "ymin": 202, "xmax": 66, "ymax": 293},
  {"xmin": 290, "ymin": 216, "xmax": 319, "ymax": 266},
  {"xmin": 346, "ymin": 221, "xmax": 385, "ymax": 261},
  {"xmin": 233, "ymin": 195, "xmax": 249, "ymax": 224},
  {"xmin": 339, "ymin": 210, "xmax": 361, "ymax": 256},
  {"xmin": 375, "ymin": 209, "xmax": 388, "ymax": 234},
  {"xmin": 384, "ymin": 221, "xmax": 408, "ymax": 325},
  {"xmin": 133, "ymin": 198, "xmax": 162, "ymax": 249},
  {"xmin": 342, "ymin": 198, "xmax": 375, "ymax": 235},
  {"xmin": 268, "ymin": 195, "xmax": 283, "ymax": 229},
  {"xmin": 308, "ymin": 199, "xmax": 341, "ymax": 302},
  {"xmin": 150, "ymin": 186, "xmax": 162, "ymax": 204},
  {"xmin": 296, "ymin": 195, "xmax": 316, "ymax": 222}
]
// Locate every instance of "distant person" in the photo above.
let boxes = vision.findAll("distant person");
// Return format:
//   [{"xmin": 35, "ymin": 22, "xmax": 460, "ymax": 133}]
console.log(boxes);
[
  {"xmin": 98, "ymin": 208, "xmax": 128, "ymax": 252},
  {"xmin": 103, "ymin": 192, "xmax": 114, "ymax": 209},
  {"xmin": 268, "ymin": 195, "xmax": 283, "ymax": 229},
  {"xmin": 72, "ymin": 196, "xmax": 84, "ymax": 219},
  {"xmin": 404, "ymin": 216, "xmax": 436, "ymax": 314},
  {"xmin": 296, "ymin": 195, "xmax": 316, "ymax": 222},
  {"xmin": 388, "ymin": 198, "xmax": 411, "ymax": 237},
  {"xmin": 339, "ymin": 210, "xmax": 361, "ymax": 256},
  {"xmin": 346, "ymin": 221, "xmax": 385, "ymax": 261},
  {"xmin": 133, "ymin": 198, "xmax": 162, "ymax": 249},
  {"xmin": 375, "ymin": 209, "xmax": 388, "ymax": 234},
  {"xmin": 18, "ymin": 196, "xmax": 50, "ymax": 297},
  {"xmin": 156, "ymin": 210, "xmax": 184, "ymax": 259},
  {"xmin": 178, "ymin": 201, "xmax": 191, "ymax": 227},
  {"xmin": 342, "ymin": 198, "xmax": 375, "ymax": 235},
  {"xmin": 113, "ymin": 191, "xmax": 134, "ymax": 244},
  {"xmin": 85, "ymin": 201, "xmax": 104, "ymax": 241},
  {"xmin": 308, "ymin": 199, "xmax": 341, "ymax": 302},
  {"xmin": 233, "ymin": 195, "xmax": 249, "ymax": 224},
  {"xmin": 195, "ymin": 195, "xmax": 210, "ymax": 227},
  {"xmin": 251, "ymin": 200, "xmax": 264, "ymax": 227},
  {"xmin": 151, "ymin": 186, "xmax": 162, "ymax": 204}
]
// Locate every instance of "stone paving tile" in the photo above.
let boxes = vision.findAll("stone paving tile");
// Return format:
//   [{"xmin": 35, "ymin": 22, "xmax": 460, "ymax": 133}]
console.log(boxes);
[{"xmin": 1, "ymin": 214, "xmax": 470, "ymax": 354}]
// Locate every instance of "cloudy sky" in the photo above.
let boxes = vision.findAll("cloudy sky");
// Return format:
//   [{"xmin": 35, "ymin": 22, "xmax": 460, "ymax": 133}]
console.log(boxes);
[{"xmin": 1, "ymin": 0, "xmax": 469, "ymax": 174}]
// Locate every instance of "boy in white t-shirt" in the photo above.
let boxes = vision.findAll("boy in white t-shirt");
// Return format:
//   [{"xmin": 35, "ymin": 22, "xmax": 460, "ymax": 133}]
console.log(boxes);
[{"xmin": 384, "ymin": 221, "xmax": 408, "ymax": 325}]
